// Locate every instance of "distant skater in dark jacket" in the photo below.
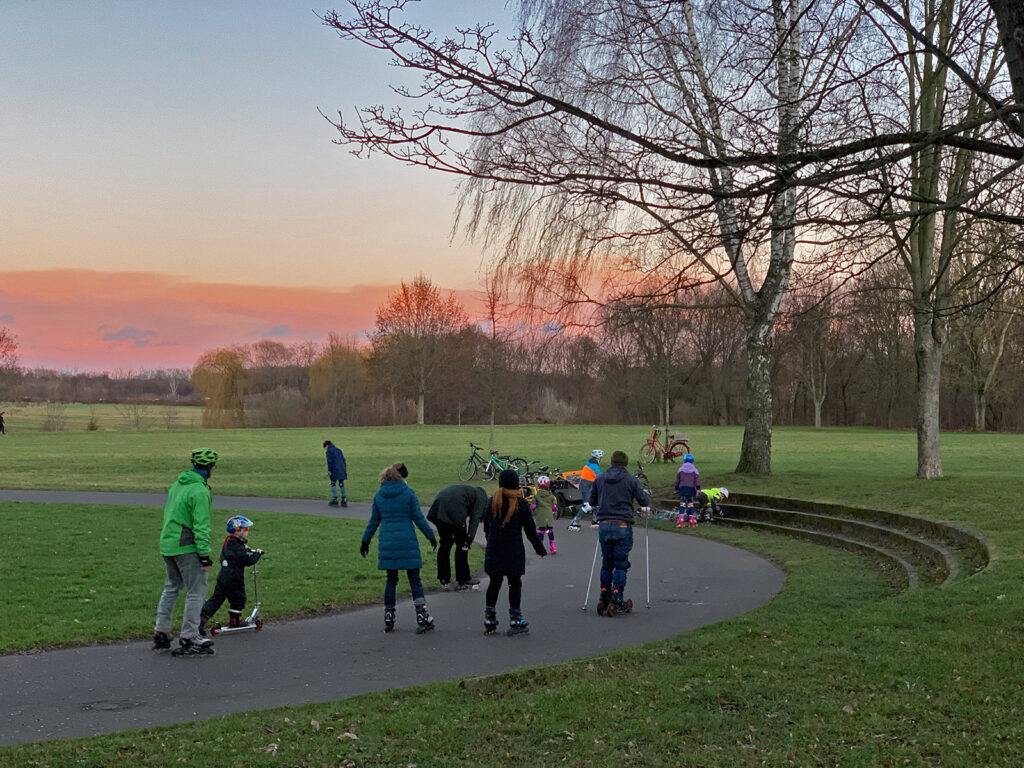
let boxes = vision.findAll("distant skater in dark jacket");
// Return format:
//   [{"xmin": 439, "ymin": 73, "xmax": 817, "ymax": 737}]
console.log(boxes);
[
  {"xmin": 361, "ymin": 464, "xmax": 437, "ymax": 634},
  {"xmin": 482, "ymin": 469, "xmax": 547, "ymax": 635},
  {"xmin": 200, "ymin": 515, "xmax": 263, "ymax": 634},
  {"xmin": 323, "ymin": 440, "xmax": 348, "ymax": 507}
]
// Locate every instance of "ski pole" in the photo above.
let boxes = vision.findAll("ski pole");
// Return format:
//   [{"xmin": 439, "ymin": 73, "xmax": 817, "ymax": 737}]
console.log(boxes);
[
  {"xmin": 582, "ymin": 536, "xmax": 600, "ymax": 611},
  {"xmin": 645, "ymin": 511, "xmax": 651, "ymax": 608}
]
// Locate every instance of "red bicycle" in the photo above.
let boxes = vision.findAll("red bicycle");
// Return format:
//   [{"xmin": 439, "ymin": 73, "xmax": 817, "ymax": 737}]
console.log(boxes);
[{"xmin": 638, "ymin": 426, "xmax": 691, "ymax": 465}]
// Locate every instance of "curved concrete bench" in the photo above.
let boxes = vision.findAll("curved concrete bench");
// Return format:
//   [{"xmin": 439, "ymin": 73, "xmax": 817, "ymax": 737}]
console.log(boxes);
[
  {"xmin": 653, "ymin": 492, "xmax": 989, "ymax": 594},
  {"xmin": 718, "ymin": 517, "xmax": 919, "ymax": 591},
  {"xmin": 730, "ymin": 494, "xmax": 989, "ymax": 575},
  {"xmin": 724, "ymin": 503, "xmax": 955, "ymax": 584}
]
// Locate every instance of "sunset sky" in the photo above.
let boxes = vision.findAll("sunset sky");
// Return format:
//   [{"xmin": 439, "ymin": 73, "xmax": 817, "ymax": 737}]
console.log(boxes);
[{"xmin": 1, "ymin": 1, "xmax": 511, "ymax": 370}]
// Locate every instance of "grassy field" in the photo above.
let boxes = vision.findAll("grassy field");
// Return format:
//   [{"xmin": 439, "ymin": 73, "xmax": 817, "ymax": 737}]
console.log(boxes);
[
  {"xmin": 1, "ymin": 425, "xmax": 1022, "ymax": 765},
  {"xmin": 0, "ymin": 503, "xmax": 481, "ymax": 653},
  {"xmin": 0, "ymin": 401, "xmax": 203, "ymax": 432}
]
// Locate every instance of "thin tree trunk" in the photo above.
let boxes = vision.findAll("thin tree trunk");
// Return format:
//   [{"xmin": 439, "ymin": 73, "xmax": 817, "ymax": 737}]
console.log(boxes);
[
  {"xmin": 736, "ymin": 324, "xmax": 773, "ymax": 474},
  {"xmin": 417, "ymin": 391, "xmax": 425, "ymax": 425},
  {"xmin": 973, "ymin": 390, "xmax": 986, "ymax": 431},
  {"xmin": 913, "ymin": 313, "xmax": 944, "ymax": 478},
  {"xmin": 989, "ymin": 0, "xmax": 1024, "ymax": 106},
  {"xmin": 814, "ymin": 397, "xmax": 823, "ymax": 429},
  {"xmin": 489, "ymin": 400, "xmax": 495, "ymax": 451}
]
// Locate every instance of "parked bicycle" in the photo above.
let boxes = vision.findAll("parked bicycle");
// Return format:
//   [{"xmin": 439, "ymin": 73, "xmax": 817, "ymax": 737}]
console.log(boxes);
[
  {"xmin": 457, "ymin": 443, "xmax": 488, "ymax": 481},
  {"xmin": 457, "ymin": 443, "xmax": 520, "ymax": 482},
  {"xmin": 638, "ymin": 426, "xmax": 691, "ymax": 465}
]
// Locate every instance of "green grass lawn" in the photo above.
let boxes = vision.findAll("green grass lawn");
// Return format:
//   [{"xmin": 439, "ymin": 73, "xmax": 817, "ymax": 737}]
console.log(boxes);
[
  {"xmin": 0, "ymin": 401, "xmax": 203, "ymax": 432},
  {"xmin": 1, "ymin": 425, "xmax": 1023, "ymax": 765},
  {"xmin": 0, "ymin": 502, "xmax": 481, "ymax": 653}
]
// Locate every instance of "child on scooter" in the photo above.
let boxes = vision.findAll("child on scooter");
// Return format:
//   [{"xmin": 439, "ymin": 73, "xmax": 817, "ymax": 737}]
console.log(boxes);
[{"xmin": 200, "ymin": 515, "xmax": 263, "ymax": 635}]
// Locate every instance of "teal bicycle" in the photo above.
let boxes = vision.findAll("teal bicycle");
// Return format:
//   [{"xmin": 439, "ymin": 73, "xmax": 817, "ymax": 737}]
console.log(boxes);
[{"xmin": 457, "ymin": 443, "xmax": 516, "ymax": 481}]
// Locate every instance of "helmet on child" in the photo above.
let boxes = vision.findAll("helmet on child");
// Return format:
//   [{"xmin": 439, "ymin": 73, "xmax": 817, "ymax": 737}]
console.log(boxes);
[
  {"xmin": 226, "ymin": 515, "xmax": 253, "ymax": 534},
  {"xmin": 590, "ymin": 449, "xmax": 604, "ymax": 460},
  {"xmin": 683, "ymin": 454, "xmax": 694, "ymax": 463},
  {"xmin": 720, "ymin": 487, "xmax": 729, "ymax": 499},
  {"xmin": 191, "ymin": 447, "xmax": 219, "ymax": 467},
  {"xmin": 536, "ymin": 475, "xmax": 551, "ymax": 488}
]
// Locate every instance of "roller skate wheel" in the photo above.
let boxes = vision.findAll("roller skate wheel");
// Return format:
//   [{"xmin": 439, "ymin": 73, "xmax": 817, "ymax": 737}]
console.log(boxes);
[{"xmin": 606, "ymin": 604, "xmax": 616, "ymax": 617}]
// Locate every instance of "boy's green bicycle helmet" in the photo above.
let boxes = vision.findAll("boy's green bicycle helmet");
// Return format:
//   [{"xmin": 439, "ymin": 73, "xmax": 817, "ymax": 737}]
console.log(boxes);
[{"xmin": 191, "ymin": 447, "xmax": 220, "ymax": 467}]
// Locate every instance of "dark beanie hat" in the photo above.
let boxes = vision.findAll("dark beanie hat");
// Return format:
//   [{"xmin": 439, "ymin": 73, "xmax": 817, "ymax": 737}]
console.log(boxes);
[
  {"xmin": 498, "ymin": 468, "xmax": 520, "ymax": 489},
  {"xmin": 394, "ymin": 462, "xmax": 408, "ymax": 479},
  {"xmin": 611, "ymin": 450, "xmax": 629, "ymax": 467}
]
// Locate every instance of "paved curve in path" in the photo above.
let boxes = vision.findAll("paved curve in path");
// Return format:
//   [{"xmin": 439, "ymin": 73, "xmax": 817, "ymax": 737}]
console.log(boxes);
[{"xmin": 0, "ymin": 490, "xmax": 784, "ymax": 746}]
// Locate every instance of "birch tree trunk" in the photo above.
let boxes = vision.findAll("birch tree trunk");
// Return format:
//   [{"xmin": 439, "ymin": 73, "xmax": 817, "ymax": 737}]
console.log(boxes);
[{"xmin": 913, "ymin": 312, "xmax": 945, "ymax": 478}]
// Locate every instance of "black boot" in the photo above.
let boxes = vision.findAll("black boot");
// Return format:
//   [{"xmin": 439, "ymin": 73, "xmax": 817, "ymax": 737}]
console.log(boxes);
[
  {"xmin": 384, "ymin": 607, "xmax": 396, "ymax": 633},
  {"xmin": 152, "ymin": 630, "xmax": 172, "ymax": 650}
]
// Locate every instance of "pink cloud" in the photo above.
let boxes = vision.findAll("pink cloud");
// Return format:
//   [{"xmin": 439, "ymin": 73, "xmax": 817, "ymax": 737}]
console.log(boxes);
[{"xmin": 0, "ymin": 270, "xmax": 483, "ymax": 371}]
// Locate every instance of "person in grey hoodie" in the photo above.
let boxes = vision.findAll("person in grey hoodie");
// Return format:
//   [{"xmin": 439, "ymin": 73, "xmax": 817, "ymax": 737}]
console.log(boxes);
[{"xmin": 589, "ymin": 450, "xmax": 650, "ymax": 614}]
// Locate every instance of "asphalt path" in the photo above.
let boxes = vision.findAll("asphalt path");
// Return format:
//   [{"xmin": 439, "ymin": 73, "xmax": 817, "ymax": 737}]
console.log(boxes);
[{"xmin": 0, "ymin": 490, "xmax": 784, "ymax": 746}]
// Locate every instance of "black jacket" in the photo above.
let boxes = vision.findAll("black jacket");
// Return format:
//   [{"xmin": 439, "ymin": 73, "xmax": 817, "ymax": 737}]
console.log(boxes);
[
  {"xmin": 591, "ymin": 465, "xmax": 650, "ymax": 524},
  {"xmin": 427, "ymin": 484, "xmax": 488, "ymax": 541},
  {"xmin": 483, "ymin": 496, "xmax": 546, "ymax": 576},
  {"xmin": 216, "ymin": 536, "xmax": 262, "ymax": 587}
]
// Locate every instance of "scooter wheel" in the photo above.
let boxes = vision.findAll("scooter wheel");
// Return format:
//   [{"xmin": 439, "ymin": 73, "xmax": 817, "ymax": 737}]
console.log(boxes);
[
  {"xmin": 254, "ymin": 620, "xmax": 263, "ymax": 631},
  {"xmin": 210, "ymin": 626, "xmax": 221, "ymax": 637}
]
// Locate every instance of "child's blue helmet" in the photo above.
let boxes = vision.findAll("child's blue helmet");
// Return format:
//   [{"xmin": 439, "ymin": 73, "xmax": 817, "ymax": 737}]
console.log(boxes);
[
  {"xmin": 684, "ymin": 454, "xmax": 694, "ymax": 463},
  {"xmin": 226, "ymin": 515, "xmax": 254, "ymax": 533}
]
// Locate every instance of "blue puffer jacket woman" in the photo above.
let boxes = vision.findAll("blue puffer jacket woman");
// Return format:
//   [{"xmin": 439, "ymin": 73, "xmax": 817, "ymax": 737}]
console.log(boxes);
[{"xmin": 361, "ymin": 464, "xmax": 438, "ymax": 633}]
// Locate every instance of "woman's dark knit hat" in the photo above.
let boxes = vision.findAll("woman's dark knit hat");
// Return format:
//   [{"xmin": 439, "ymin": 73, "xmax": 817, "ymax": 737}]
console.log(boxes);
[
  {"xmin": 611, "ymin": 450, "xmax": 629, "ymax": 466},
  {"xmin": 498, "ymin": 468, "xmax": 520, "ymax": 489}
]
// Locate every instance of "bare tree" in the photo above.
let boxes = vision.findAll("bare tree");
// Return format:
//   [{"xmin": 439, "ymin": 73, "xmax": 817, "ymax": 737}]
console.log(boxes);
[
  {"xmin": 602, "ymin": 295, "xmax": 690, "ymax": 433},
  {"xmin": 850, "ymin": 0, "xmax": 1020, "ymax": 476},
  {"xmin": 323, "ymin": 0, "xmax": 878, "ymax": 473},
  {"xmin": 945, "ymin": 209, "xmax": 1024, "ymax": 430},
  {"xmin": 479, "ymin": 268, "xmax": 515, "ymax": 448},
  {"xmin": 785, "ymin": 292, "xmax": 843, "ymax": 428},
  {"xmin": 0, "ymin": 327, "xmax": 17, "ymax": 370},
  {"xmin": 372, "ymin": 274, "xmax": 470, "ymax": 424}
]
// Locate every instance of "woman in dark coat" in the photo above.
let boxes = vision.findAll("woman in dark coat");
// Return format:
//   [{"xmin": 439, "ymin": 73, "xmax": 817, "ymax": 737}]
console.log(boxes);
[
  {"xmin": 361, "ymin": 464, "xmax": 437, "ymax": 634},
  {"xmin": 482, "ymin": 469, "xmax": 547, "ymax": 635}
]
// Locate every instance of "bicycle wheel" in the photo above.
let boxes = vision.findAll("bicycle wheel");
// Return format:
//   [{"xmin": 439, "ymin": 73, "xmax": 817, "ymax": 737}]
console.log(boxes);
[
  {"xmin": 638, "ymin": 443, "xmax": 659, "ymax": 465},
  {"xmin": 458, "ymin": 458, "xmax": 478, "ymax": 481},
  {"xmin": 510, "ymin": 457, "xmax": 529, "ymax": 474},
  {"xmin": 482, "ymin": 462, "xmax": 497, "ymax": 481},
  {"xmin": 666, "ymin": 440, "xmax": 691, "ymax": 461}
]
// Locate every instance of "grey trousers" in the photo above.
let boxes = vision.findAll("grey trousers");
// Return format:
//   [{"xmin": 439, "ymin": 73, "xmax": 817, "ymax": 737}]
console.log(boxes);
[{"xmin": 155, "ymin": 553, "xmax": 208, "ymax": 641}]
